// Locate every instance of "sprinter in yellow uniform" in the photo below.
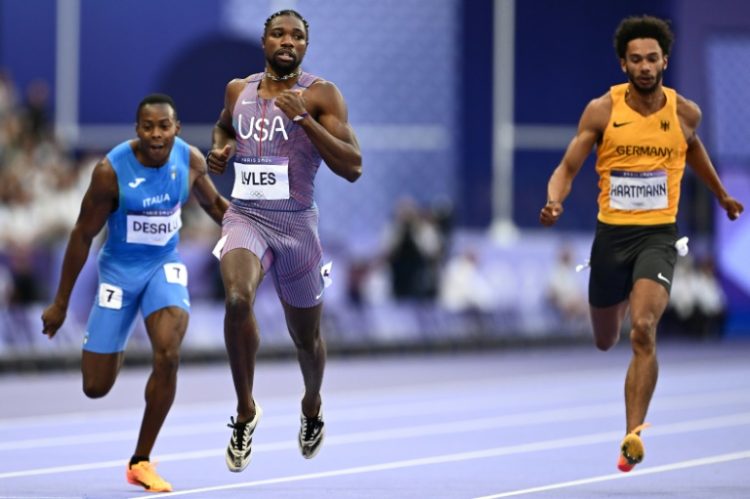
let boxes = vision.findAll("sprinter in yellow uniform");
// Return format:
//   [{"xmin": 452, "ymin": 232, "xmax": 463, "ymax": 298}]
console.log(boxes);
[{"xmin": 539, "ymin": 15, "xmax": 743, "ymax": 472}]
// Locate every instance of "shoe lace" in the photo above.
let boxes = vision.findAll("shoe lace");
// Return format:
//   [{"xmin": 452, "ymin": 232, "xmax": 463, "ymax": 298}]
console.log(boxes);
[
  {"xmin": 302, "ymin": 416, "xmax": 321, "ymax": 441},
  {"xmin": 228, "ymin": 416, "xmax": 250, "ymax": 451}
]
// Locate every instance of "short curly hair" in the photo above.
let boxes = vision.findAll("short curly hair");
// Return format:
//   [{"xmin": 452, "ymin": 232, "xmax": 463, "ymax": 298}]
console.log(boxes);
[
  {"xmin": 263, "ymin": 9, "xmax": 309, "ymax": 42},
  {"xmin": 613, "ymin": 15, "xmax": 674, "ymax": 59}
]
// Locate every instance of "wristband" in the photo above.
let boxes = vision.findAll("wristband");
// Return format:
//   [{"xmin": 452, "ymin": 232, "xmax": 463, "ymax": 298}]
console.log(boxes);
[{"xmin": 292, "ymin": 112, "xmax": 309, "ymax": 122}]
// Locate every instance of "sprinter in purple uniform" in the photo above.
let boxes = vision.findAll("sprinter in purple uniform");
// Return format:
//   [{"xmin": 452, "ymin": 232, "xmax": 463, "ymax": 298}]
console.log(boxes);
[{"xmin": 206, "ymin": 9, "xmax": 362, "ymax": 472}]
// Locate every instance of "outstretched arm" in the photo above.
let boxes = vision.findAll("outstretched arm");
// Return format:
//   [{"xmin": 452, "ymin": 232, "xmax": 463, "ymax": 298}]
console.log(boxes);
[
  {"xmin": 540, "ymin": 95, "xmax": 610, "ymax": 226},
  {"xmin": 188, "ymin": 145, "xmax": 228, "ymax": 225},
  {"xmin": 275, "ymin": 81, "xmax": 362, "ymax": 182},
  {"xmin": 42, "ymin": 159, "xmax": 117, "ymax": 338},
  {"xmin": 679, "ymin": 97, "xmax": 744, "ymax": 221}
]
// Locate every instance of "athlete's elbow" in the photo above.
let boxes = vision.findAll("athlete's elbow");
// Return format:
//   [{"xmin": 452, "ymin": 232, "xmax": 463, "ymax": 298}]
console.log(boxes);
[{"xmin": 345, "ymin": 164, "xmax": 363, "ymax": 182}]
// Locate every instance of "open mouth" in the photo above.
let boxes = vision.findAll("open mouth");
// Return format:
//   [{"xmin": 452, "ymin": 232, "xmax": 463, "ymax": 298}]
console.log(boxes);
[{"xmin": 275, "ymin": 50, "xmax": 296, "ymax": 63}]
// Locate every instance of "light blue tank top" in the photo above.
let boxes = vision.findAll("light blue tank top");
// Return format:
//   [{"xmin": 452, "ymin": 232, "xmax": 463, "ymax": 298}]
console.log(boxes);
[{"xmin": 101, "ymin": 137, "xmax": 190, "ymax": 262}]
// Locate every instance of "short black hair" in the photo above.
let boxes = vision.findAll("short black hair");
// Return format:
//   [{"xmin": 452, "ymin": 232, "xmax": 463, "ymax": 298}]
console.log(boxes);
[
  {"xmin": 136, "ymin": 93, "xmax": 178, "ymax": 123},
  {"xmin": 613, "ymin": 15, "xmax": 674, "ymax": 59},
  {"xmin": 263, "ymin": 9, "xmax": 309, "ymax": 42}
]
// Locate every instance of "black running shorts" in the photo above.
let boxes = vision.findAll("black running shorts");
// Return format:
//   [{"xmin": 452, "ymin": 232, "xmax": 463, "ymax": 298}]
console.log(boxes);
[{"xmin": 588, "ymin": 221, "xmax": 678, "ymax": 308}]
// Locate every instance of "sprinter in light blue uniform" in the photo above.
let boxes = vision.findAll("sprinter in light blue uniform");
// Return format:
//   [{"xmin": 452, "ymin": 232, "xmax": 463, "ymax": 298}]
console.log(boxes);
[
  {"xmin": 42, "ymin": 94, "xmax": 228, "ymax": 493},
  {"xmin": 87, "ymin": 136, "xmax": 190, "ymax": 352}
]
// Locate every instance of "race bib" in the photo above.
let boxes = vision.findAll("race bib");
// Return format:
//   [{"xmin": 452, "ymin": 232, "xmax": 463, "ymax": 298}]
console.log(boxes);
[
  {"xmin": 98, "ymin": 283, "xmax": 123, "ymax": 310},
  {"xmin": 126, "ymin": 207, "xmax": 182, "ymax": 246},
  {"xmin": 231, "ymin": 156, "xmax": 290, "ymax": 200},
  {"xmin": 163, "ymin": 263, "xmax": 188, "ymax": 286},
  {"xmin": 609, "ymin": 170, "xmax": 668, "ymax": 210}
]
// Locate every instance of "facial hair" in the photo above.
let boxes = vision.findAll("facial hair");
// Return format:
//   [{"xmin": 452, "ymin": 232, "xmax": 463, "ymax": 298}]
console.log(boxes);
[
  {"xmin": 627, "ymin": 67, "xmax": 663, "ymax": 95},
  {"xmin": 266, "ymin": 50, "xmax": 300, "ymax": 77}
]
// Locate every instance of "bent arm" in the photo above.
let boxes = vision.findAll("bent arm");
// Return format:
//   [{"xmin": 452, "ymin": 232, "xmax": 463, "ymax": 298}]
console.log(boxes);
[
  {"xmin": 189, "ymin": 145, "xmax": 228, "ymax": 225},
  {"xmin": 207, "ymin": 79, "xmax": 242, "ymax": 174},
  {"xmin": 301, "ymin": 82, "xmax": 362, "ymax": 182},
  {"xmin": 685, "ymin": 135, "xmax": 730, "ymax": 199},
  {"xmin": 680, "ymin": 97, "xmax": 744, "ymax": 220}
]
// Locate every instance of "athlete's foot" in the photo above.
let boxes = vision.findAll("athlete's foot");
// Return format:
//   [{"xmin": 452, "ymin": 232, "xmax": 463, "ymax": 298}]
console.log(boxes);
[
  {"xmin": 298, "ymin": 406, "xmax": 325, "ymax": 459},
  {"xmin": 126, "ymin": 461, "xmax": 172, "ymax": 492},
  {"xmin": 226, "ymin": 403, "xmax": 263, "ymax": 472},
  {"xmin": 617, "ymin": 423, "xmax": 650, "ymax": 472}
]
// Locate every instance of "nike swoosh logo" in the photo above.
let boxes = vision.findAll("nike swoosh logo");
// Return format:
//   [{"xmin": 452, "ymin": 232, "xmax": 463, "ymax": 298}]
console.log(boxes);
[
  {"xmin": 613, "ymin": 121, "xmax": 633, "ymax": 128},
  {"xmin": 128, "ymin": 178, "xmax": 146, "ymax": 188},
  {"xmin": 657, "ymin": 272, "xmax": 671, "ymax": 284},
  {"xmin": 241, "ymin": 99, "xmax": 255, "ymax": 105}
]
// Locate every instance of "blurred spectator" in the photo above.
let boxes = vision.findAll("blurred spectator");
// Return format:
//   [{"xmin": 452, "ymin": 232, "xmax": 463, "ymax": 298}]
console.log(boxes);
[
  {"xmin": 692, "ymin": 256, "xmax": 727, "ymax": 338},
  {"xmin": 439, "ymin": 248, "xmax": 495, "ymax": 314},
  {"xmin": 664, "ymin": 255, "xmax": 727, "ymax": 339},
  {"xmin": 546, "ymin": 246, "xmax": 589, "ymax": 332},
  {"xmin": 384, "ymin": 197, "xmax": 445, "ymax": 300},
  {"xmin": 21, "ymin": 79, "xmax": 52, "ymax": 140},
  {"xmin": 346, "ymin": 259, "xmax": 370, "ymax": 307}
]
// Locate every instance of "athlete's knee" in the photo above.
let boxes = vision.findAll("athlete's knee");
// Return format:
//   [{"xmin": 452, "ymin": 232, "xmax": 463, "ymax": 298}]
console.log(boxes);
[
  {"xmin": 82, "ymin": 378, "xmax": 113, "ymax": 399},
  {"xmin": 153, "ymin": 346, "xmax": 181, "ymax": 374},
  {"xmin": 630, "ymin": 316, "xmax": 657, "ymax": 354},
  {"xmin": 224, "ymin": 289, "xmax": 254, "ymax": 319},
  {"xmin": 594, "ymin": 332, "xmax": 618, "ymax": 351},
  {"xmin": 291, "ymin": 327, "xmax": 322, "ymax": 353}
]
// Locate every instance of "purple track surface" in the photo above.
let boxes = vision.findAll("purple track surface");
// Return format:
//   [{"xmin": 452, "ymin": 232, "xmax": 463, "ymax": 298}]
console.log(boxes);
[{"xmin": 1, "ymin": 340, "xmax": 749, "ymax": 498}]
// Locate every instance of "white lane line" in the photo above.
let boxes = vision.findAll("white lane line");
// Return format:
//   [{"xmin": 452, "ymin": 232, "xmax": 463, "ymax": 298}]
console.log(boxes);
[
  {"xmin": 0, "ymin": 373, "xmax": 540, "ymax": 429},
  {"xmin": 133, "ymin": 448, "xmax": 750, "ymax": 498},
  {"xmin": 2, "ymin": 388, "xmax": 748, "ymax": 452},
  {"xmin": 4, "ymin": 358, "xmax": 745, "ymax": 429},
  {"xmin": 3, "ymin": 412, "xmax": 749, "ymax": 481},
  {"xmin": 472, "ymin": 450, "xmax": 750, "ymax": 498}
]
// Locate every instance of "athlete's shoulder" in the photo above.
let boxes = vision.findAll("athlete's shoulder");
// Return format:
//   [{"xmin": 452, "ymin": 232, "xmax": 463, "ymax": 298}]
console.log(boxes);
[
  {"xmin": 580, "ymin": 91, "xmax": 612, "ymax": 132},
  {"xmin": 306, "ymin": 78, "xmax": 344, "ymax": 101},
  {"xmin": 105, "ymin": 140, "xmax": 138, "ymax": 175},
  {"xmin": 229, "ymin": 73, "xmax": 262, "ymax": 87},
  {"xmin": 675, "ymin": 92, "xmax": 701, "ymax": 128},
  {"xmin": 589, "ymin": 90, "xmax": 614, "ymax": 111},
  {"xmin": 90, "ymin": 155, "xmax": 119, "ymax": 194},
  {"xmin": 106, "ymin": 139, "xmax": 134, "ymax": 161},
  {"xmin": 173, "ymin": 136, "xmax": 190, "ymax": 151}
]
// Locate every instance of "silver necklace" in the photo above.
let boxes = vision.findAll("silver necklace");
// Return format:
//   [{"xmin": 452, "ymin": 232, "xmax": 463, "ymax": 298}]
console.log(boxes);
[{"xmin": 264, "ymin": 70, "xmax": 301, "ymax": 81}]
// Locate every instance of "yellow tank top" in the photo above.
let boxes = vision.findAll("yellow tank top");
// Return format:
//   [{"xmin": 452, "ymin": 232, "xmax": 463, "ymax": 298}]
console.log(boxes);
[{"xmin": 595, "ymin": 83, "xmax": 687, "ymax": 225}]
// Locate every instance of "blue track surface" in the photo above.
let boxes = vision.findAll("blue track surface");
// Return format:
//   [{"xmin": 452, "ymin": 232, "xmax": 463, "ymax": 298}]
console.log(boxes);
[{"xmin": 1, "ymin": 340, "xmax": 749, "ymax": 498}]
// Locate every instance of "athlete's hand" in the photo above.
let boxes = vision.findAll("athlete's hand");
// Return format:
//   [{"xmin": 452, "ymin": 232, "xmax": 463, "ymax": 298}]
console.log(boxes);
[
  {"xmin": 276, "ymin": 89, "xmax": 307, "ymax": 121},
  {"xmin": 207, "ymin": 144, "xmax": 233, "ymax": 175},
  {"xmin": 41, "ymin": 302, "xmax": 66, "ymax": 339},
  {"xmin": 540, "ymin": 200, "xmax": 564, "ymax": 226},
  {"xmin": 719, "ymin": 195, "xmax": 744, "ymax": 221}
]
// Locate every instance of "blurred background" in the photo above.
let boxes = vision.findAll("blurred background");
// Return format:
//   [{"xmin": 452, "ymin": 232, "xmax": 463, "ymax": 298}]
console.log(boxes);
[{"xmin": 0, "ymin": 0, "xmax": 748, "ymax": 368}]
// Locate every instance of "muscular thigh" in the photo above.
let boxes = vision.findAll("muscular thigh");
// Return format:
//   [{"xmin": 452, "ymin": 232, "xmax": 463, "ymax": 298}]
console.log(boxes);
[
  {"xmin": 84, "ymin": 261, "xmax": 146, "ymax": 354},
  {"xmin": 268, "ymin": 211, "xmax": 326, "ymax": 308},
  {"xmin": 85, "ymin": 254, "xmax": 188, "ymax": 354},
  {"xmin": 141, "ymin": 257, "xmax": 191, "ymax": 317},
  {"xmin": 632, "ymin": 232, "xmax": 678, "ymax": 294}
]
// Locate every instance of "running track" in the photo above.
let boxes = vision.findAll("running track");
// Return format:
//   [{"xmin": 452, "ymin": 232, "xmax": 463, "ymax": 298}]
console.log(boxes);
[{"xmin": 1, "ymin": 340, "xmax": 748, "ymax": 498}]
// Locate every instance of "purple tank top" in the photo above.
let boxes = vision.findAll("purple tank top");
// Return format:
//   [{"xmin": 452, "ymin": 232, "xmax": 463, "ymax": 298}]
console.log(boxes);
[{"xmin": 231, "ymin": 71, "xmax": 323, "ymax": 211}]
